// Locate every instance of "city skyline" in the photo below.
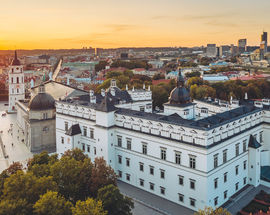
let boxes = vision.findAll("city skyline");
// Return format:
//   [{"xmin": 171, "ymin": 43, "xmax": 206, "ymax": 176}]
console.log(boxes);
[{"xmin": 0, "ymin": 0, "xmax": 269, "ymax": 49}]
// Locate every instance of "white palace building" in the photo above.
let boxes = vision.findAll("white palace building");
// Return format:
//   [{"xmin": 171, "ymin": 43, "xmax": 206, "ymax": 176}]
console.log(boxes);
[{"xmin": 55, "ymin": 74, "xmax": 270, "ymax": 211}]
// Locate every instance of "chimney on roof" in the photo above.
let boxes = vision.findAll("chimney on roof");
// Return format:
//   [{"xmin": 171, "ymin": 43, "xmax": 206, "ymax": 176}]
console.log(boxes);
[
  {"xmin": 148, "ymin": 85, "xmax": 151, "ymax": 91},
  {"xmin": 126, "ymin": 84, "xmax": 128, "ymax": 91},
  {"xmin": 90, "ymin": 90, "xmax": 96, "ymax": 103},
  {"xmin": 101, "ymin": 89, "xmax": 105, "ymax": 97},
  {"xmin": 245, "ymin": 92, "xmax": 248, "ymax": 100},
  {"xmin": 132, "ymin": 86, "xmax": 135, "ymax": 92},
  {"xmin": 143, "ymin": 83, "xmax": 145, "ymax": 90}
]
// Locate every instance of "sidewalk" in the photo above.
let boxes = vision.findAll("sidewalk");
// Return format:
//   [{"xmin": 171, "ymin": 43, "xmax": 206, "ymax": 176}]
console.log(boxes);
[{"xmin": 117, "ymin": 180, "xmax": 195, "ymax": 215}]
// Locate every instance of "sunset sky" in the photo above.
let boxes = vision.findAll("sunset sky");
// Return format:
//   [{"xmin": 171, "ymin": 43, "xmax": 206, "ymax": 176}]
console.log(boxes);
[{"xmin": 0, "ymin": 0, "xmax": 269, "ymax": 49}]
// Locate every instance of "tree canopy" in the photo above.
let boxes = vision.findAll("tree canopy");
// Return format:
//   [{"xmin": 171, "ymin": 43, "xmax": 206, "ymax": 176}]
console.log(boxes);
[{"xmin": 0, "ymin": 149, "xmax": 133, "ymax": 215}]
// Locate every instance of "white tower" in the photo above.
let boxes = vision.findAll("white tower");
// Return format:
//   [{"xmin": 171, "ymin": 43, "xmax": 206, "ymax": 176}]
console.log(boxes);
[{"xmin": 8, "ymin": 51, "xmax": 25, "ymax": 112}]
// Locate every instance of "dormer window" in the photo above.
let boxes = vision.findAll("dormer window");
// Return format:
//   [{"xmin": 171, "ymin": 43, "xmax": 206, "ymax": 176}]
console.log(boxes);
[{"xmin": 184, "ymin": 110, "xmax": 189, "ymax": 115}]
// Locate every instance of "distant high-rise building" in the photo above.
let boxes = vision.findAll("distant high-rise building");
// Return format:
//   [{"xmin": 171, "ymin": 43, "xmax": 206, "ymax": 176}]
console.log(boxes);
[
  {"xmin": 261, "ymin": 32, "xmax": 268, "ymax": 54},
  {"xmin": 238, "ymin": 39, "xmax": 247, "ymax": 53},
  {"xmin": 230, "ymin": 44, "xmax": 238, "ymax": 57},
  {"xmin": 206, "ymin": 44, "xmax": 217, "ymax": 57},
  {"xmin": 219, "ymin": 45, "xmax": 231, "ymax": 57}
]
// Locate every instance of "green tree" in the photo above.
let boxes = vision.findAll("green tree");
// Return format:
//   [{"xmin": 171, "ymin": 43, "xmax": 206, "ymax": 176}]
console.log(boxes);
[
  {"xmin": 187, "ymin": 77, "xmax": 204, "ymax": 87},
  {"xmin": 33, "ymin": 191, "xmax": 72, "ymax": 215},
  {"xmin": 72, "ymin": 198, "xmax": 107, "ymax": 215},
  {"xmin": 50, "ymin": 156, "xmax": 93, "ymax": 203},
  {"xmin": 1, "ymin": 171, "xmax": 58, "ymax": 214},
  {"xmin": 95, "ymin": 61, "xmax": 108, "ymax": 72},
  {"xmin": 90, "ymin": 158, "xmax": 117, "ymax": 197},
  {"xmin": 97, "ymin": 184, "xmax": 134, "ymax": 215},
  {"xmin": 194, "ymin": 207, "xmax": 231, "ymax": 215},
  {"xmin": 0, "ymin": 199, "xmax": 29, "ymax": 215}
]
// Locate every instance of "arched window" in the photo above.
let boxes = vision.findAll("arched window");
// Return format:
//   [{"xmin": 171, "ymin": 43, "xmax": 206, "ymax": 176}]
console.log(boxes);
[
  {"xmin": 12, "ymin": 68, "xmax": 14, "ymax": 73},
  {"xmin": 17, "ymin": 89, "xmax": 19, "ymax": 93},
  {"xmin": 11, "ymin": 77, "xmax": 13, "ymax": 83},
  {"xmin": 17, "ymin": 77, "xmax": 19, "ymax": 83}
]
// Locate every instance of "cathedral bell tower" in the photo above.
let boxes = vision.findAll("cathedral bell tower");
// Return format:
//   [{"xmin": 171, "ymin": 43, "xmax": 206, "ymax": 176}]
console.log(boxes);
[{"xmin": 8, "ymin": 51, "xmax": 25, "ymax": 112}]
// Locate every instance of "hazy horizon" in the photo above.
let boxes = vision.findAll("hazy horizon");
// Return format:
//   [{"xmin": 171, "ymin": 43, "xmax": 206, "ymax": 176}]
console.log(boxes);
[{"xmin": 0, "ymin": 0, "xmax": 269, "ymax": 49}]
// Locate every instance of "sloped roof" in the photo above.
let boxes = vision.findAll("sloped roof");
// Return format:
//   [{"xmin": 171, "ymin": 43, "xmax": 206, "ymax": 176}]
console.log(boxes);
[
  {"xmin": 96, "ymin": 95, "xmax": 117, "ymax": 112},
  {"xmin": 248, "ymin": 135, "xmax": 262, "ymax": 149},
  {"xmin": 66, "ymin": 124, "xmax": 81, "ymax": 136}
]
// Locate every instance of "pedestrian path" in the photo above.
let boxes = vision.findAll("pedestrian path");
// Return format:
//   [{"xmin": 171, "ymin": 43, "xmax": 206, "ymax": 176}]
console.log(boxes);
[{"xmin": 118, "ymin": 180, "xmax": 195, "ymax": 215}]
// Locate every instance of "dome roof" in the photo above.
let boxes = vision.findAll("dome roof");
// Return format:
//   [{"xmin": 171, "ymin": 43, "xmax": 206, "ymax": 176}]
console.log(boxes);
[
  {"xmin": 29, "ymin": 92, "xmax": 55, "ymax": 110},
  {"xmin": 169, "ymin": 87, "xmax": 190, "ymax": 104},
  {"xmin": 168, "ymin": 70, "xmax": 190, "ymax": 104}
]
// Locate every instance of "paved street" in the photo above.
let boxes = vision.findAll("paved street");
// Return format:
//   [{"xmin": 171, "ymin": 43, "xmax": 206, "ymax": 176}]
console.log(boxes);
[
  {"xmin": 118, "ymin": 180, "xmax": 195, "ymax": 215},
  {"xmin": 0, "ymin": 101, "xmax": 33, "ymax": 172}
]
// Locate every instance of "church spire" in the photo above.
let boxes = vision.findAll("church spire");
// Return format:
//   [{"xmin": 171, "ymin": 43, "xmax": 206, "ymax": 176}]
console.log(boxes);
[{"xmin": 11, "ymin": 50, "xmax": 21, "ymax": 66}]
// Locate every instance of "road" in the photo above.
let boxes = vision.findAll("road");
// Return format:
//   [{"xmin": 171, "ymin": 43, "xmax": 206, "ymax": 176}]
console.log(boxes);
[{"xmin": 0, "ymin": 101, "xmax": 33, "ymax": 172}]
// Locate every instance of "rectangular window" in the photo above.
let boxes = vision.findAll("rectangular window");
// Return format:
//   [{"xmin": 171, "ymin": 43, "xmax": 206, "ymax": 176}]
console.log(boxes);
[
  {"xmin": 161, "ymin": 148, "xmax": 166, "ymax": 160},
  {"xmin": 175, "ymin": 151, "xmax": 181, "ymax": 165},
  {"xmin": 82, "ymin": 143, "xmax": 85, "ymax": 151},
  {"xmin": 178, "ymin": 193, "xmax": 184, "ymax": 202},
  {"xmin": 214, "ymin": 178, "xmax": 218, "ymax": 189},
  {"xmin": 61, "ymin": 137, "xmax": 64, "ymax": 144},
  {"xmin": 139, "ymin": 163, "xmax": 144, "ymax": 172},
  {"xmin": 223, "ymin": 150, "xmax": 227, "ymax": 163},
  {"xmin": 149, "ymin": 166, "xmax": 154, "ymax": 175},
  {"xmin": 118, "ymin": 170, "xmax": 122, "ymax": 178},
  {"xmin": 126, "ymin": 158, "xmax": 130, "ymax": 167},
  {"xmin": 214, "ymin": 154, "xmax": 218, "ymax": 169},
  {"xmin": 189, "ymin": 156, "xmax": 196, "ymax": 169},
  {"xmin": 160, "ymin": 186, "xmax": 165, "ymax": 195},
  {"xmin": 139, "ymin": 179, "xmax": 144, "ymax": 187},
  {"xmin": 224, "ymin": 172, "xmax": 228, "ymax": 183},
  {"xmin": 224, "ymin": 190, "xmax": 228, "ymax": 199},
  {"xmin": 243, "ymin": 140, "xmax": 247, "ymax": 152},
  {"xmin": 260, "ymin": 131, "xmax": 263, "ymax": 143},
  {"xmin": 127, "ymin": 138, "xmax": 132, "ymax": 150},
  {"xmin": 235, "ymin": 182, "xmax": 239, "ymax": 191},
  {"xmin": 90, "ymin": 128, "xmax": 94, "ymax": 139},
  {"xmin": 243, "ymin": 177, "xmax": 247, "ymax": 185},
  {"xmin": 83, "ymin": 126, "xmax": 87, "ymax": 137},
  {"xmin": 65, "ymin": 122, "xmax": 68, "ymax": 131},
  {"xmin": 117, "ymin": 136, "xmax": 122, "ymax": 147},
  {"xmin": 94, "ymin": 147, "xmax": 96, "ymax": 155},
  {"xmin": 190, "ymin": 179, "xmax": 195, "ymax": 190},
  {"xmin": 244, "ymin": 160, "xmax": 247, "ymax": 170},
  {"xmin": 235, "ymin": 165, "xmax": 239, "ymax": 175},
  {"xmin": 142, "ymin": 143, "xmax": 147, "ymax": 155},
  {"xmin": 150, "ymin": 183, "xmax": 155, "ymax": 190},
  {"xmin": 87, "ymin": 145, "xmax": 90, "ymax": 153},
  {"xmin": 160, "ymin": 169, "xmax": 165, "ymax": 179},
  {"xmin": 190, "ymin": 198, "xmax": 196, "ymax": 207},
  {"xmin": 235, "ymin": 143, "xmax": 240, "ymax": 156},
  {"xmin": 118, "ymin": 155, "xmax": 122, "ymax": 164},
  {"xmin": 179, "ymin": 175, "xmax": 184, "ymax": 185},
  {"xmin": 214, "ymin": 197, "xmax": 218, "ymax": 206},
  {"xmin": 126, "ymin": 174, "xmax": 130, "ymax": 181}
]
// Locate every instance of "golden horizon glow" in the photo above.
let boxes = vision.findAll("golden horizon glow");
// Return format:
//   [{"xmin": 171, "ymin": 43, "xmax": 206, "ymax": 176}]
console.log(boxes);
[{"xmin": 0, "ymin": 0, "xmax": 269, "ymax": 49}]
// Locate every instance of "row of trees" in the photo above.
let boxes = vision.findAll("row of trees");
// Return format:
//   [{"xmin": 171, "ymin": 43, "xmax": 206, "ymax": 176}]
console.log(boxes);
[
  {"xmin": 0, "ymin": 149, "xmax": 134, "ymax": 215},
  {"xmin": 187, "ymin": 77, "xmax": 270, "ymax": 101},
  {"xmin": 94, "ymin": 60, "xmax": 152, "ymax": 72}
]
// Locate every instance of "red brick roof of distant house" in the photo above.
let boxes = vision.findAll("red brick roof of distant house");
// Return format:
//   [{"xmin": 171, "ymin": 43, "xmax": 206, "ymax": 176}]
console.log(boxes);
[
  {"xmin": 152, "ymin": 79, "xmax": 171, "ymax": 85},
  {"xmin": 132, "ymin": 68, "xmax": 146, "ymax": 72},
  {"xmin": 230, "ymin": 74, "xmax": 270, "ymax": 81},
  {"xmin": 96, "ymin": 77, "xmax": 106, "ymax": 81}
]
